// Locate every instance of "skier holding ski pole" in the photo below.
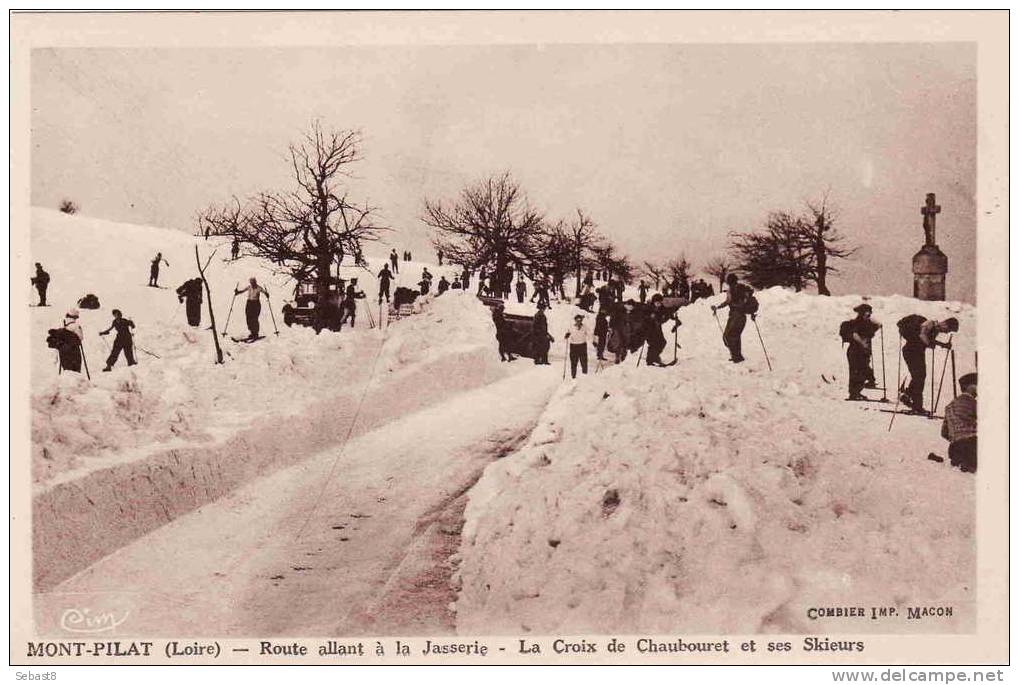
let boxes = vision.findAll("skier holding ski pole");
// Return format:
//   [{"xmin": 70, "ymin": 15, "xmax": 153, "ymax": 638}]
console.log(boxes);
[
  {"xmin": 99, "ymin": 309, "xmax": 137, "ymax": 371},
  {"xmin": 234, "ymin": 277, "xmax": 269, "ymax": 341}
]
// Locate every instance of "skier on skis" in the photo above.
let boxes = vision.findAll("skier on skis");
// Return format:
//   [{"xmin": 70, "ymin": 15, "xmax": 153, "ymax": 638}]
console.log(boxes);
[
  {"xmin": 942, "ymin": 372, "xmax": 977, "ymax": 473},
  {"xmin": 231, "ymin": 238, "xmax": 240, "ymax": 261},
  {"xmin": 712, "ymin": 273, "xmax": 755, "ymax": 364},
  {"xmin": 31, "ymin": 263, "xmax": 50, "ymax": 306},
  {"xmin": 437, "ymin": 275, "xmax": 450, "ymax": 295},
  {"xmin": 378, "ymin": 264, "xmax": 394, "ymax": 303},
  {"xmin": 99, "ymin": 309, "xmax": 137, "ymax": 371},
  {"xmin": 842, "ymin": 303, "xmax": 881, "ymax": 400},
  {"xmin": 341, "ymin": 278, "xmax": 366, "ymax": 327},
  {"xmin": 644, "ymin": 294, "xmax": 678, "ymax": 367},
  {"xmin": 390, "ymin": 249, "xmax": 400, "ymax": 274},
  {"xmin": 176, "ymin": 278, "xmax": 204, "ymax": 327},
  {"xmin": 234, "ymin": 277, "xmax": 268, "ymax": 340},
  {"xmin": 149, "ymin": 252, "xmax": 169, "ymax": 287},
  {"xmin": 564, "ymin": 313, "xmax": 591, "ymax": 378},
  {"xmin": 897, "ymin": 315, "xmax": 958, "ymax": 414}
]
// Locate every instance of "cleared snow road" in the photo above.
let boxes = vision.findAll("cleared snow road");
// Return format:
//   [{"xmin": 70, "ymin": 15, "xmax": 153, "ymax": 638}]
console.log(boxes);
[{"xmin": 34, "ymin": 363, "xmax": 561, "ymax": 637}]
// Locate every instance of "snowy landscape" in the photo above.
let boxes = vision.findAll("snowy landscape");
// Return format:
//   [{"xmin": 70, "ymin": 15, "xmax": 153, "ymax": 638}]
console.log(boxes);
[{"xmin": 30, "ymin": 207, "xmax": 976, "ymax": 636}]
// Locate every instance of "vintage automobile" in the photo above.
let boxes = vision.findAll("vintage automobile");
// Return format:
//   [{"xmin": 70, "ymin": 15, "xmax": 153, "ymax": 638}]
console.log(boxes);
[{"xmin": 281, "ymin": 277, "xmax": 345, "ymax": 331}]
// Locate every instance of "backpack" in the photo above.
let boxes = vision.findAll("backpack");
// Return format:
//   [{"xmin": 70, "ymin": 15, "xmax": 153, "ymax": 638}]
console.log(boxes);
[
  {"xmin": 896, "ymin": 314, "xmax": 927, "ymax": 342},
  {"xmin": 839, "ymin": 320, "xmax": 854, "ymax": 344},
  {"xmin": 740, "ymin": 285, "xmax": 760, "ymax": 316},
  {"xmin": 77, "ymin": 293, "xmax": 100, "ymax": 309}
]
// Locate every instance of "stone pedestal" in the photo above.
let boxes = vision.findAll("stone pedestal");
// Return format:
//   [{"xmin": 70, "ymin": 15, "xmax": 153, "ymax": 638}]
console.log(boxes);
[{"xmin": 912, "ymin": 245, "xmax": 947, "ymax": 301}]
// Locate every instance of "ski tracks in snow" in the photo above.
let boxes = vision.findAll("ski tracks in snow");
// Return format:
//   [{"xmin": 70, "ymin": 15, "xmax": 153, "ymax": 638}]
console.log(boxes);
[{"xmin": 34, "ymin": 363, "xmax": 560, "ymax": 637}]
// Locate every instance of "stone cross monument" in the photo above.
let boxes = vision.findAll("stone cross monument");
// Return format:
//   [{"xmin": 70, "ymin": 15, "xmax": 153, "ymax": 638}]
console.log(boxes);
[{"xmin": 912, "ymin": 192, "xmax": 948, "ymax": 301}]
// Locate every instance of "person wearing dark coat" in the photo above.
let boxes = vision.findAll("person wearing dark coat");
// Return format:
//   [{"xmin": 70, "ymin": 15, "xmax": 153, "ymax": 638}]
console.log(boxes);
[
  {"xmin": 461, "ymin": 268, "xmax": 471, "ymax": 291},
  {"xmin": 31, "ymin": 263, "xmax": 50, "ymax": 306},
  {"xmin": 515, "ymin": 279, "xmax": 526, "ymax": 304},
  {"xmin": 492, "ymin": 304, "xmax": 516, "ymax": 362},
  {"xmin": 378, "ymin": 264, "xmax": 394, "ymax": 303},
  {"xmin": 341, "ymin": 278, "xmax": 366, "ymax": 327},
  {"xmin": 390, "ymin": 249, "xmax": 400, "ymax": 274},
  {"xmin": 437, "ymin": 276, "xmax": 450, "ymax": 295},
  {"xmin": 176, "ymin": 278, "xmax": 204, "ymax": 327},
  {"xmin": 608, "ymin": 300, "xmax": 637, "ymax": 364},
  {"xmin": 100, "ymin": 309, "xmax": 136, "ymax": 371},
  {"xmin": 50, "ymin": 308, "xmax": 83, "ymax": 372},
  {"xmin": 844, "ymin": 303, "xmax": 881, "ymax": 400},
  {"xmin": 531, "ymin": 304, "xmax": 554, "ymax": 365},
  {"xmin": 149, "ymin": 252, "xmax": 169, "ymax": 287},
  {"xmin": 594, "ymin": 309, "xmax": 609, "ymax": 361},
  {"xmin": 712, "ymin": 273, "xmax": 752, "ymax": 363},
  {"xmin": 644, "ymin": 294, "xmax": 671, "ymax": 366},
  {"xmin": 531, "ymin": 279, "xmax": 551, "ymax": 310},
  {"xmin": 597, "ymin": 284, "xmax": 613, "ymax": 310},
  {"xmin": 638, "ymin": 280, "xmax": 649, "ymax": 304}
]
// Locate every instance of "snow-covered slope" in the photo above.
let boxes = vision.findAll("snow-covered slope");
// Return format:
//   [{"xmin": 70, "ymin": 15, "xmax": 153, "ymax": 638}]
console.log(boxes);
[
  {"xmin": 455, "ymin": 289, "xmax": 976, "ymax": 635},
  {"xmin": 28, "ymin": 208, "xmax": 478, "ymax": 486}
]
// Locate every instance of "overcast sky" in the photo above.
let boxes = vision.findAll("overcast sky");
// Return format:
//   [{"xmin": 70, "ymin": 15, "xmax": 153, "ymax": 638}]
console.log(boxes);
[{"xmin": 31, "ymin": 43, "xmax": 976, "ymax": 301}]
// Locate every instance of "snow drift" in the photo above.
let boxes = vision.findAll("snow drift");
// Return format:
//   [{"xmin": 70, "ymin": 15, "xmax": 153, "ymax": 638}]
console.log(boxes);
[
  {"xmin": 29, "ymin": 208, "xmax": 468, "ymax": 486},
  {"xmin": 456, "ymin": 289, "xmax": 976, "ymax": 635}
]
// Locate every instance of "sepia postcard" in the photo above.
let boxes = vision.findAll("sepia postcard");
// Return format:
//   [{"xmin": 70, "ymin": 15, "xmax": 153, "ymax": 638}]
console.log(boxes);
[{"xmin": 8, "ymin": 10, "xmax": 1009, "ymax": 667}]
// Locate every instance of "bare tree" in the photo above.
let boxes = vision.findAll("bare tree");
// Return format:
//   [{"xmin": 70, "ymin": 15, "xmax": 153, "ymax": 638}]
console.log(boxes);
[
  {"xmin": 194, "ymin": 246, "xmax": 224, "ymax": 364},
  {"xmin": 198, "ymin": 122, "xmax": 387, "ymax": 327},
  {"xmin": 729, "ymin": 212, "xmax": 814, "ymax": 292},
  {"xmin": 803, "ymin": 195, "xmax": 855, "ymax": 296},
  {"xmin": 564, "ymin": 209, "xmax": 602, "ymax": 297},
  {"xmin": 424, "ymin": 172, "xmax": 545, "ymax": 283},
  {"xmin": 642, "ymin": 261, "xmax": 666, "ymax": 290},
  {"xmin": 704, "ymin": 256, "xmax": 733, "ymax": 291},
  {"xmin": 664, "ymin": 255, "xmax": 692, "ymax": 287},
  {"xmin": 729, "ymin": 197, "xmax": 855, "ymax": 295}
]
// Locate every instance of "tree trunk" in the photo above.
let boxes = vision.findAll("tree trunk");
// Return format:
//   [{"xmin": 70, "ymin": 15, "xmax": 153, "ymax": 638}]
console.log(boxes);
[
  {"xmin": 815, "ymin": 242, "xmax": 830, "ymax": 296},
  {"xmin": 194, "ymin": 246, "xmax": 224, "ymax": 364}
]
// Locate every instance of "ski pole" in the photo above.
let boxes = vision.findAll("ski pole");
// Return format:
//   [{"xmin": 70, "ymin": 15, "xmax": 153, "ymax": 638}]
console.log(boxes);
[
  {"xmin": 880, "ymin": 325, "xmax": 887, "ymax": 401},
  {"xmin": 222, "ymin": 283, "xmax": 239, "ymax": 335},
  {"xmin": 562, "ymin": 342, "xmax": 569, "ymax": 380},
  {"xmin": 80, "ymin": 342, "xmax": 91, "ymax": 381},
  {"xmin": 933, "ymin": 335, "xmax": 953, "ymax": 414},
  {"xmin": 752, "ymin": 318, "xmax": 772, "ymax": 371},
  {"xmin": 266, "ymin": 294, "xmax": 280, "ymax": 335},
  {"xmin": 888, "ymin": 332, "xmax": 904, "ymax": 431},
  {"xmin": 950, "ymin": 348, "xmax": 958, "ymax": 399},
  {"xmin": 672, "ymin": 325, "xmax": 680, "ymax": 365},
  {"xmin": 634, "ymin": 342, "xmax": 645, "ymax": 367},
  {"xmin": 930, "ymin": 347, "xmax": 936, "ymax": 418},
  {"xmin": 712, "ymin": 308, "xmax": 723, "ymax": 333}
]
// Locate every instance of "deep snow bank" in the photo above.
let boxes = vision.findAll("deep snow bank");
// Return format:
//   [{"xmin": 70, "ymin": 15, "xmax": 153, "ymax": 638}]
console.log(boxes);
[
  {"xmin": 28, "ymin": 208, "xmax": 476, "ymax": 486},
  {"xmin": 456, "ymin": 289, "xmax": 976, "ymax": 635}
]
